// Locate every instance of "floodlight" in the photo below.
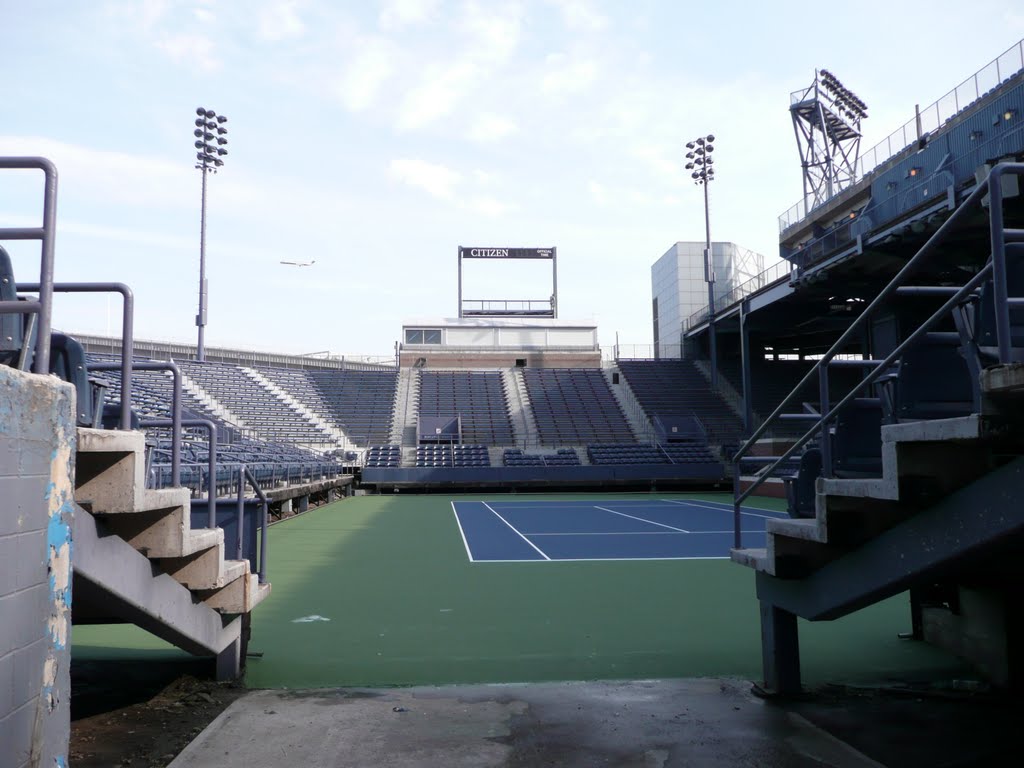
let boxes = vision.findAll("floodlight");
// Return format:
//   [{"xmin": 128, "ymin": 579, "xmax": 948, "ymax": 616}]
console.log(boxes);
[
  {"xmin": 686, "ymin": 141, "xmax": 696, "ymax": 149},
  {"xmin": 196, "ymin": 107, "xmax": 206, "ymax": 115},
  {"xmin": 217, "ymin": 115, "xmax": 228, "ymax": 123},
  {"xmin": 706, "ymin": 134, "xmax": 715, "ymax": 142},
  {"xmin": 204, "ymin": 109, "xmax": 215, "ymax": 118}
]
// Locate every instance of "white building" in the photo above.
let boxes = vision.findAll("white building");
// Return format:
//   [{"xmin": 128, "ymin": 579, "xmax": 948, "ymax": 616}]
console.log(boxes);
[{"xmin": 651, "ymin": 242, "xmax": 764, "ymax": 358}]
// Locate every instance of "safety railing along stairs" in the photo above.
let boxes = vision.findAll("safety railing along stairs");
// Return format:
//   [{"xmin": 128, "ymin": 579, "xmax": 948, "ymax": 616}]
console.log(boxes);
[{"xmin": 730, "ymin": 163, "xmax": 1024, "ymax": 695}]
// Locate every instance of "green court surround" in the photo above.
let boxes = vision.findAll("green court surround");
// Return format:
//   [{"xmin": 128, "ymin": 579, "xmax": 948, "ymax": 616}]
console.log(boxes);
[{"xmin": 73, "ymin": 493, "xmax": 967, "ymax": 689}]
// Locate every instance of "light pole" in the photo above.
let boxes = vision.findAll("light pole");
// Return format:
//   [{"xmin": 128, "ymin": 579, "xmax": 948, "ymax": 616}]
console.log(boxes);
[
  {"xmin": 193, "ymin": 107, "xmax": 228, "ymax": 362},
  {"xmin": 685, "ymin": 134, "xmax": 717, "ymax": 387}
]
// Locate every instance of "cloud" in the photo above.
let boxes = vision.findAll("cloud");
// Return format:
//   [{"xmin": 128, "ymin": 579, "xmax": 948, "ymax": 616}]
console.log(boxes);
[
  {"xmin": 379, "ymin": 0, "xmax": 439, "ymax": 29},
  {"xmin": 397, "ymin": 60, "xmax": 478, "ymax": 131},
  {"xmin": 389, "ymin": 157, "xmax": 462, "ymax": 199},
  {"xmin": 0, "ymin": 135, "xmax": 192, "ymax": 209},
  {"xmin": 547, "ymin": 0, "xmax": 608, "ymax": 31},
  {"xmin": 336, "ymin": 37, "xmax": 398, "ymax": 112},
  {"xmin": 467, "ymin": 113, "xmax": 518, "ymax": 142},
  {"xmin": 465, "ymin": 196, "xmax": 512, "ymax": 217},
  {"xmin": 396, "ymin": 2, "xmax": 524, "ymax": 131},
  {"xmin": 541, "ymin": 51, "xmax": 598, "ymax": 95},
  {"xmin": 156, "ymin": 34, "xmax": 221, "ymax": 72},
  {"xmin": 257, "ymin": 1, "xmax": 306, "ymax": 41}
]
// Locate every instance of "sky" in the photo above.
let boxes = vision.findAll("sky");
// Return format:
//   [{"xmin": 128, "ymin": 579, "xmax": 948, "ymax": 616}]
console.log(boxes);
[{"xmin": 2, "ymin": 1, "xmax": 1023, "ymax": 361}]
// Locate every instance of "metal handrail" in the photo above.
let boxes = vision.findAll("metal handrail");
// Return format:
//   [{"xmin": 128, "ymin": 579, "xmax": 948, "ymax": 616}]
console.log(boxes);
[
  {"xmin": 0, "ymin": 157, "xmax": 58, "ymax": 373},
  {"xmin": 22, "ymin": 282, "xmax": 134, "ymax": 428},
  {"xmin": 140, "ymin": 418, "xmax": 217, "ymax": 524},
  {"xmin": 91, "ymin": 360, "xmax": 182, "ymax": 486},
  {"xmin": 732, "ymin": 162, "xmax": 1024, "ymax": 549}
]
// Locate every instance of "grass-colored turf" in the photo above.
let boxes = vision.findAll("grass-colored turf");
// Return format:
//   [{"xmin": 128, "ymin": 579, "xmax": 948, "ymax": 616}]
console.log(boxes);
[{"xmin": 73, "ymin": 492, "xmax": 967, "ymax": 689}]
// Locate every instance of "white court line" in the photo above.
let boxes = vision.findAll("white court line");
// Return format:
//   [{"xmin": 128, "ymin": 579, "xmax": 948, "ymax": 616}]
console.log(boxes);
[
  {"xmin": 482, "ymin": 502, "xmax": 551, "ymax": 561},
  {"xmin": 523, "ymin": 531, "xmax": 689, "ymax": 536},
  {"xmin": 468, "ymin": 555, "xmax": 730, "ymax": 563},
  {"xmin": 594, "ymin": 505, "xmax": 690, "ymax": 533},
  {"xmin": 449, "ymin": 501, "xmax": 476, "ymax": 562},
  {"xmin": 662, "ymin": 498, "xmax": 787, "ymax": 517},
  {"xmin": 662, "ymin": 498, "xmax": 783, "ymax": 521}
]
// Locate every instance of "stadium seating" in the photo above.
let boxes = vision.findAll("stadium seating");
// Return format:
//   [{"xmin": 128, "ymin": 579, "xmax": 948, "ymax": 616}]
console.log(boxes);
[
  {"xmin": 364, "ymin": 445, "xmax": 401, "ymax": 468},
  {"xmin": 503, "ymin": 448, "xmax": 581, "ymax": 466},
  {"xmin": 522, "ymin": 368, "xmax": 634, "ymax": 445},
  {"xmin": 179, "ymin": 360, "xmax": 330, "ymax": 445},
  {"xmin": 617, "ymin": 360, "xmax": 741, "ymax": 445},
  {"xmin": 417, "ymin": 370, "xmax": 514, "ymax": 445},
  {"xmin": 262, "ymin": 367, "xmax": 398, "ymax": 446},
  {"xmin": 587, "ymin": 443, "xmax": 718, "ymax": 465},
  {"xmin": 415, "ymin": 444, "xmax": 453, "ymax": 467},
  {"xmin": 452, "ymin": 444, "xmax": 491, "ymax": 467}
]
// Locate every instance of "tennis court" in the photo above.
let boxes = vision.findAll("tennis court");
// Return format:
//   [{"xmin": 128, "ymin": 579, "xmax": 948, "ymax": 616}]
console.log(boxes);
[
  {"xmin": 73, "ymin": 493, "xmax": 966, "ymax": 690},
  {"xmin": 452, "ymin": 497, "xmax": 784, "ymax": 561}
]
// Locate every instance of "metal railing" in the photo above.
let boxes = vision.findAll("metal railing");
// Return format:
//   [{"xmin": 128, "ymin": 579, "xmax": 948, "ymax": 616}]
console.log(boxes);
[
  {"xmin": 732, "ymin": 162, "xmax": 1024, "ymax": 549},
  {"xmin": 23, "ymin": 282, "xmax": 134, "ymax": 429},
  {"xmin": 0, "ymin": 157, "xmax": 58, "ymax": 373},
  {"xmin": 685, "ymin": 260, "xmax": 793, "ymax": 331},
  {"xmin": 778, "ymin": 38, "xmax": 1024, "ymax": 233}
]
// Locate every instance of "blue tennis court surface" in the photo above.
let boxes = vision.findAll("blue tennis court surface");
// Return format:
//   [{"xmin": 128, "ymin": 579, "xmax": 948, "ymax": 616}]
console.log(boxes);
[{"xmin": 451, "ymin": 498, "xmax": 788, "ymax": 562}]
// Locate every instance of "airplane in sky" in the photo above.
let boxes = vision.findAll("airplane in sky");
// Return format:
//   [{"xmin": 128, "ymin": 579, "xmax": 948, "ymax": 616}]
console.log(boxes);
[{"xmin": 280, "ymin": 259, "xmax": 316, "ymax": 267}]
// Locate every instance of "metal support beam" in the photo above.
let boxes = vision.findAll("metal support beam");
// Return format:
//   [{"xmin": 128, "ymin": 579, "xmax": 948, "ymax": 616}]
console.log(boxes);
[{"xmin": 759, "ymin": 602, "xmax": 802, "ymax": 696}]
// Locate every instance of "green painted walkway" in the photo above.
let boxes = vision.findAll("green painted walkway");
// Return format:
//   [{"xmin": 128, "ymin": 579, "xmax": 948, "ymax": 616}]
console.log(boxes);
[{"xmin": 73, "ymin": 493, "xmax": 965, "ymax": 689}]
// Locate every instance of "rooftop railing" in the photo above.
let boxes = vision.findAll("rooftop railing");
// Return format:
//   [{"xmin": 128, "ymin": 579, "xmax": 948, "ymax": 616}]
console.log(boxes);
[
  {"xmin": 778, "ymin": 38, "xmax": 1024, "ymax": 233},
  {"xmin": 685, "ymin": 259, "xmax": 792, "ymax": 332}
]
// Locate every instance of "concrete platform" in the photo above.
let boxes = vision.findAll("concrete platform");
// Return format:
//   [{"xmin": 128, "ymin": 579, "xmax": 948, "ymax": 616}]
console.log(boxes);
[{"xmin": 170, "ymin": 679, "xmax": 883, "ymax": 768}]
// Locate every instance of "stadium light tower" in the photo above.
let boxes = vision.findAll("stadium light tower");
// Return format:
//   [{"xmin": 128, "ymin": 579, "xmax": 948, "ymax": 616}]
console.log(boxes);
[
  {"xmin": 685, "ymin": 134, "xmax": 717, "ymax": 387},
  {"xmin": 193, "ymin": 107, "xmax": 228, "ymax": 362}
]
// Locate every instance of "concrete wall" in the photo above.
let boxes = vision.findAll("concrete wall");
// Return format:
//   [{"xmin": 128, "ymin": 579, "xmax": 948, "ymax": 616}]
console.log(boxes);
[
  {"xmin": 0, "ymin": 366, "xmax": 76, "ymax": 768},
  {"xmin": 398, "ymin": 351, "xmax": 602, "ymax": 368}
]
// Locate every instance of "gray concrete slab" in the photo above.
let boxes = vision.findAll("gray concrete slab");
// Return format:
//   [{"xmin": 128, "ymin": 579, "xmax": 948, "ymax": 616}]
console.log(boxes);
[{"xmin": 169, "ymin": 679, "xmax": 883, "ymax": 768}]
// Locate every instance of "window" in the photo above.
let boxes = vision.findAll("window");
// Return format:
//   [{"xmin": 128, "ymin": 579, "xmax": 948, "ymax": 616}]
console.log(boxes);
[
  {"xmin": 515, "ymin": 358, "xmax": 527, "ymax": 368},
  {"xmin": 405, "ymin": 328, "xmax": 442, "ymax": 345}
]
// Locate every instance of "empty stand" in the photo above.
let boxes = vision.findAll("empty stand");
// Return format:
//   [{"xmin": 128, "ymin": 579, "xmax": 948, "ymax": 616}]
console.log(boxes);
[
  {"xmin": 617, "ymin": 360, "xmax": 741, "ymax": 446},
  {"xmin": 417, "ymin": 370, "xmax": 514, "ymax": 445},
  {"xmin": 262, "ymin": 367, "xmax": 398, "ymax": 447},
  {"xmin": 522, "ymin": 368, "xmax": 634, "ymax": 445},
  {"xmin": 503, "ymin": 447, "xmax": 581, "ymax": 466},
  {"xmin": 179, "ymin": 360, "xmax": 331, "ymax": 445}
]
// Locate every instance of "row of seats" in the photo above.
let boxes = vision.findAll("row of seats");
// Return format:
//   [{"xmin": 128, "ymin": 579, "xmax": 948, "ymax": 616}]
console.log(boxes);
[
  {"xmin": 260, "ymin": 367, "xmax": 398, "ymax": 446},
  {"xmin": 414, "ymin": 444, "xmax": 493, "ymax": 468},
  {"xmin": 587, "ymin": 443, "xmax": 718, "ymax": 465},
  {"xmin": 503, "ymin": 448, "xmax": 581, "ymax": 466},
  {"xmin": 364, "ymin": 444, "xmax": 401, "ymax": 467},
  {"xmin": 617, "ymin": 360, "xmax": 741, "ymax": 446},
  {"xmin": 523, "ymin": 368, "xmax": 634, "ymax": 445},
  {"xmin": 418, "ymin": 370, "xmax": 514, "ymax": 445}
]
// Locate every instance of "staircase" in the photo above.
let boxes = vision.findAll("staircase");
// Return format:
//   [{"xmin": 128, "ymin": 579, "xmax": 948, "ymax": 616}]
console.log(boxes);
[
  {"xmin": 243, "ymin": 366, "xmax": 345, "ymax": 447},
  {"xmin": 604, "ymin": 366, "xmax": 653, "ymax": 442},
  {"xmin": 181, "ymin": 370, "xmax": 245, "ymax": 429},
  {"xmin": 503, "ymin": 368, "xmax": 540, "ymax": 448},
  {"xmin": 729, "ymin": 163, "xmax": 1024, "ymax": 694},
  {"xmin": 390, "ymin": 367, "xmax": 419, "ymax": 447},
  {"xmin": 73, "ymin": 428, "xmax": 270, "ymax": 679}
]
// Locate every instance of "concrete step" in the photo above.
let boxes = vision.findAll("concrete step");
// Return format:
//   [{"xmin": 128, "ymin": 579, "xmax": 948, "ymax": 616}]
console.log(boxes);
[
  {"xmin": 94, "ymin": 499, "xmax": 222, "ymax": 559},
  {"xmin": 157, "ymin": 543, "xmax": 250, "ymax": 591},
  {"xmin": 735, "ymin": 412, "xmax": 1018, "ymax": 579},
  {"xmin": 73, "ymin": 506, "xmax": 241, "ymax": 657},
  {"xmin": 198, "ymin": 571, "xmax": 272, "ymax": 614}
]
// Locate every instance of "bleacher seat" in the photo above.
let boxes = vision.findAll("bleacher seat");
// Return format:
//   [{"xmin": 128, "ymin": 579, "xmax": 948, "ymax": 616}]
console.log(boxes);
[
  {"xmin": 523, "ymin": 368, "xmax": 633, "ymax": 445},
  {"xmin": 618, "ymin": 360, "xmax": 741, "ymax": 445},
  {"xmin": 418, "ymin": 371, "xmax": 513, "ymax": 446}
]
